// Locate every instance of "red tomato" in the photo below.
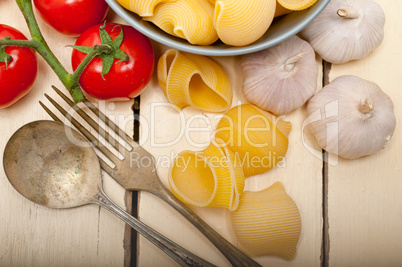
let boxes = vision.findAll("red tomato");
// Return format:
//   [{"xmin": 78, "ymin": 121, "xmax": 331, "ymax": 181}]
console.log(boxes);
[
  {"xmin": 0, "ymin": 24, "xmax": 38, "ymax": 109},
  {"xmin": 71, "ymin": 23, "xmax": 154, "ymax": 100},
  {"xmin": 33, "ymin": 0, "xmax": 109, "ymax": 36}
]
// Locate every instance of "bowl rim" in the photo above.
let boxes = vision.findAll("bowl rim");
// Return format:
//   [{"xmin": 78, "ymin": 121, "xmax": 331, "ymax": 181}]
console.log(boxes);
[{"xmin": 105, "ymin": 0, "xmax": 330, "ymax": 56}]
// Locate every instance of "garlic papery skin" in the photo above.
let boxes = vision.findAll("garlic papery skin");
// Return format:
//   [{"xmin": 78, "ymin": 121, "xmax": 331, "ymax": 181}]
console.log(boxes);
[
  {"xmin": 306, "ymin": 75, "xmax": 396, "ymax": 159},
  {"xmin": 301, "ymin": 0, "xmax": 385, "ymax": 64},
  {"xmin": 241, "ymin": 35, "xmax": 317, "ymax": 115}
]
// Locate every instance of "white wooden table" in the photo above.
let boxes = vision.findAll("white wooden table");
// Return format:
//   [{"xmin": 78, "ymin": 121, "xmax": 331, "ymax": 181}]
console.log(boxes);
[{"xmin": 1, "ymin": 1, "xmax": 401, "ymax": 266}]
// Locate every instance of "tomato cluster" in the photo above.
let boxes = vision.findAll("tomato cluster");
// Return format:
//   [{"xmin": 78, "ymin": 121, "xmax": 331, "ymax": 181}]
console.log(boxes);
[{"xmin": 0, "ymin": 0, "xmax": 155, "ymax": 108}]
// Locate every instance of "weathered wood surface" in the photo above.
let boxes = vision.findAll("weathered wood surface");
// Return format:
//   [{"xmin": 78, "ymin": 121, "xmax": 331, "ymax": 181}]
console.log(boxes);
[
  {"xmin": 138, "ymin": 0, "xmax": 402, "ymax": 266},
  {"xmin": 328, "ymin": 1, "xmax": 402, "ymax": 266},
  {"xmin": 138, "ymin": 51, "xmax": 324, "ymax": 266},
  {"xmin": 1, "ymin": 0, "xmax": 401, "ymax": 266},
  {"xmin": 0, "ymin": 2, "xmax": 127, "ymax": 266}
]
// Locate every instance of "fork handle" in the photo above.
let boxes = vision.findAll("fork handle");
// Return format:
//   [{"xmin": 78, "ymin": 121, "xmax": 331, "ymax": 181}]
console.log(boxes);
[
  {"xmin": 92, "ymin": 190, "xmax": 216, "ymax": 267},
  {"xmin": 153, "ymin": 184, "xmax": 261, "ymax": 267}
]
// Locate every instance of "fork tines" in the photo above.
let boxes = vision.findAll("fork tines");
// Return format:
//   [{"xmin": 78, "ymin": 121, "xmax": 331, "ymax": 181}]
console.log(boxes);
[{"xmin": 39, "ymin": 85, "xmax": 133, "ymax": 170}]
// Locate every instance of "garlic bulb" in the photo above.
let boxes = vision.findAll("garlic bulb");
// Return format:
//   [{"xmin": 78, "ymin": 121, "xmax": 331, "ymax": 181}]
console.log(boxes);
[
  {"xmin": 241, "ymin": 35, "xmax": 317, "ymax": 115},
  {"xmin": 306, "ymin": 75, "xmax": 396, "ymax": 159},
  {"xmin": 301, "ymin": 0, "xmax": 385, "ymax": 64}
]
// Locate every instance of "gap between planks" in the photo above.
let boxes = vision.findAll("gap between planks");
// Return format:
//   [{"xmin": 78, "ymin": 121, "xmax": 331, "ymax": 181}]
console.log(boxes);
[
  {"xmin": 123, "ymin": 96, "xmax": 141, "ymax": 267},
  {"xmin": 122, "ymin": 63, "xmax": 333, "ymax": 267},
  {"xmin": 321, "ymin": 60, "xmax": 331, "ymax": 267}
]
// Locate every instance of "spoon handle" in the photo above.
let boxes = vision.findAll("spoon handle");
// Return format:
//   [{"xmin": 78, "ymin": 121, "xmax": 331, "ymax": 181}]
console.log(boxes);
[
  {"xmin": 92, "ymin": 190, "xmax": 216, "ymax": 267},
  {"xmin": 151, "ymin": 184, "xmax": 261, "ymax": 267}
]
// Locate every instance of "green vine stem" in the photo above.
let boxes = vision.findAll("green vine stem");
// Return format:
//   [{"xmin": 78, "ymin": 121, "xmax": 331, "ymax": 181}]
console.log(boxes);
[{"xmin": 0, "ymin": 0, "xmax": 112, "ymax": 103}]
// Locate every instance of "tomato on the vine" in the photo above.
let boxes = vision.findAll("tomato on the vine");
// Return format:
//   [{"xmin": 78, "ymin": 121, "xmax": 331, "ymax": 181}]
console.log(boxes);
[
  {"xmin": 71, "ymin": 23, "xmax": 154, "ymax": 100},
  {"xmin": 0, "ymin": 24, "xmax": 38, "ymax": 109},
  {"xmin": 33, "ymin": 0, "xmax": 109, "ymax": 36}
]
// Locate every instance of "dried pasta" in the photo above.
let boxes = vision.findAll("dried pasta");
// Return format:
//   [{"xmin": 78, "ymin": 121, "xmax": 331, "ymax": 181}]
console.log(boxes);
[
  {"xmin": 277, "ymin": 0, "xmax": 318, "ymax": 11},
  {"xmin": 169, "ymin": 104, "xmax": 291, "ymax": 210},
  {"xmin": 214, "ymin": 0, "xmax": 276, "ymax": 46},
  {"xmin": 275, "ymin": 1, "xmax": 292, "ymax": 17},
  {"xmin": 157, "ymin": 49, "xmax": 232, "ymax": 113},
  {"xmin": 144, "ymin": 0, "xmax": 218, "ymax": 45},
  {"xmin": 116, "ymin": 0, "xmax": 176, "ymax": 16},
  {"xmin": 231, "ymin": 182, "xmax": 301, "ymax": 260},
  {"xmin": 169, "ymin": 138, "xmax": 245, "ymax": 211},
  {"xmin": 118, "ymin": 0, "xmax": 317, "ymax": 46},
  {"xmin": 215, "ymin": 104, "xmax": 291, "ymax": 177},
  {"xmin": 169, "ymin": 105, "xmax": 300, "ymax": 258}
]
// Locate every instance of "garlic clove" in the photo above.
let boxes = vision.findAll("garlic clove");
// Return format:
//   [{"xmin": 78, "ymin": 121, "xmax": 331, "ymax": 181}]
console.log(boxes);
[
  {"xmin": 241, "ymin": 35, "xmax": 318, "ymax": 115},
  {"xmin": 306, "ymin": 75, "xmax": 396, "ymax": 159},
  {"xmin": 301, "ymin": 0, "xmax": 385, "ymax": 64}
]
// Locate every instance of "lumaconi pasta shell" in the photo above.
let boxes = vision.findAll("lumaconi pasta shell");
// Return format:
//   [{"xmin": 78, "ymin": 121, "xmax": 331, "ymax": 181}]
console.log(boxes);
[
  {"xmin": 277, "ymin": 0, "xmax": 318, "ymax": 11},
  {"xmin": 169, "ymin": 104, "xmax": 291, "ymax": 211},
  {"xmin": 214, "ymin": 0, "xmax": 276, "ymax": 46},
  {"xmin": 169, "ymin": 138, "xmax": 245, "ymax": 211},
  {"xmin": 274, "ymin": 0, "xmax": 292, "ymax": 17},
  {"xmin": 231, "ymin": 182, "xmax": 301, "ymax": 260},
  {"xmin": 215, "ymin": 104, "xmax": 291, "ymax": 177},
  {"xmin": 157, "ymin": 49, "xmax": 232, "ymax": 113},
  {"xmin": 144, "ymin": 0, "xmax": 218, "ymax": 45},
  {"xmin": 117, "ymin": 0, "xmax": 317, "ymax": 46},
  {"xmin": 116, "ymin": 0, "xmax": 176, "ymax": 16}
]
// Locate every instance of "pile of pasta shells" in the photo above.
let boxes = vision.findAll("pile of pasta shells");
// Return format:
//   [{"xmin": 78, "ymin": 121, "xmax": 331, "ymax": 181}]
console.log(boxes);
[
  {"xmin": 117, "ymin": 0, "xmax": 316, "ymax": 46},
  {"xmin": 169, "ymin": 104, "xmax": 302, "ymax": 259}
]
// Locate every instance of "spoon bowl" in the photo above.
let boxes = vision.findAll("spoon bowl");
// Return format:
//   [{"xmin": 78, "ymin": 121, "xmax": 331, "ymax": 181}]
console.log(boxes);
[
  {"xmin": 3, "ymin": 120, "xmax": 215, "ymax": 267},
  {"xmin": 4, "ymin": 120, "xmax": 99, "ymax": 208}
]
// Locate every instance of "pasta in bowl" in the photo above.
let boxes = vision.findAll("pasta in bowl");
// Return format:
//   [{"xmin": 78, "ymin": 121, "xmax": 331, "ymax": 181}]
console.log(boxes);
[{"xmin": 105, "ymin": 0, "xmax": 330, "ymax": 56}]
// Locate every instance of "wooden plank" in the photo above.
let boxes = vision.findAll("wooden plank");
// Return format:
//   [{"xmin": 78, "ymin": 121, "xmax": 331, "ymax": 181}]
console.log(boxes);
[
  {"xmin": 321, "ymin": 60, "xmax": 332, "ymax": 267},
  {"xmin": 327, "ymin": 0, "xmax": 402, "ymax": 265},
  {"xmin": 139, "ymin": 47, "xmax": 325, "ymax": 265},
  {"xmin": 0, "ymin": 2, "xmax": 127, "ymax": 266}
]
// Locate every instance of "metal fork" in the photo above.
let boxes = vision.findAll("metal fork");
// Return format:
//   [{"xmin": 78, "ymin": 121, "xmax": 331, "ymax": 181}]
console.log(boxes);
[{"xmin": 40, "ymin": 85, "xmax": 260, "ymax": 267}]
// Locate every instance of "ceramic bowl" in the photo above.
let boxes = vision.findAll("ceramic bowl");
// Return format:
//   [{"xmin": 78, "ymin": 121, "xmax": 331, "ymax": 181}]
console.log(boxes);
[{"xmin": 105, "ymin": 0, "xmax": 330, "ymax": 56}]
